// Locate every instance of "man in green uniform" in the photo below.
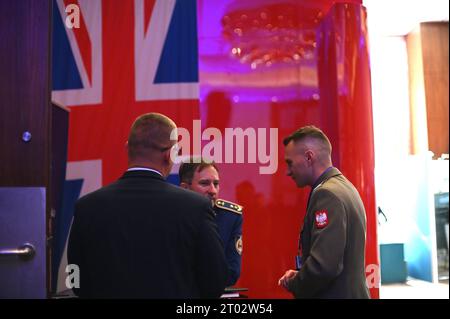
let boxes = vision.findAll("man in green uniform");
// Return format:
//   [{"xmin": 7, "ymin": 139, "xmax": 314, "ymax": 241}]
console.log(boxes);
[{"xmin": 278, "ymin": 126, "xmax": 370, "ymax": 299}]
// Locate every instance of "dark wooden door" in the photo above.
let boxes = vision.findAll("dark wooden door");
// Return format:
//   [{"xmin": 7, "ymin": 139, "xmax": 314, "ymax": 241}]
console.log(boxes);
[
  {"xmin": 0, "ymin": 0, "xmax": 52, "ymax": 186},
  {"xmin": 0, "ymin": 0, "xmax": 52, "ymax": 298}
]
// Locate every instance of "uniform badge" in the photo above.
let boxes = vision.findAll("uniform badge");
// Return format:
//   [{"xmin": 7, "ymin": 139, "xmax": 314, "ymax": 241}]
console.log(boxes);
[
  {"xmin": 314, "ymin": 210, "xmax": 329, "ymax": 229},
  {"xmin": 235, "ymin": 236, "xmax": 243, "ymax": 255},
  {"xmin": 215, "ymin": 199, "xmax": 243, "ymax": 214}
]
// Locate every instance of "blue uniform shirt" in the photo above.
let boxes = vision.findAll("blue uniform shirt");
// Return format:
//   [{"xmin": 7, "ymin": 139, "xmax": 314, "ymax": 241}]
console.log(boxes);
[{"xmin": 214, "ymin": 199, "xmax": 243, "ymax": 286}]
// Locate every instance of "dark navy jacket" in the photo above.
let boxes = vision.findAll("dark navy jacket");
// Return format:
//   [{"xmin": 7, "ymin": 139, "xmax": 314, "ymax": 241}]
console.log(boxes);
[
  {"xmin": 214, "ymin": 199, "xmax": 243, "ymax": 286},
  {"xmin": 68, "ymin": 170, "xmax": 228, "ymax": 298}
]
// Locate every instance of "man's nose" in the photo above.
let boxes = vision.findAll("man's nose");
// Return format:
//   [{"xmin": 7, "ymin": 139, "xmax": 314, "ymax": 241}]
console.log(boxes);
[{"xmin": 208, "ymin": 184, "xmax": 218, "ymax": 193}]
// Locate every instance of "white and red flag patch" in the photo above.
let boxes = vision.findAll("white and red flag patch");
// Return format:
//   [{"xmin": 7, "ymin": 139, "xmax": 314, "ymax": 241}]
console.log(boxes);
[{"xmin": 315, "ymin": 210, "xmax": 329, "ymax": 229}]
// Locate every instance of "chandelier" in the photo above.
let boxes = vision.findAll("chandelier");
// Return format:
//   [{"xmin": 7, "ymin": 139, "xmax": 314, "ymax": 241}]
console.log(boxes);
[{"xmin": 221, "ymin": 2, "xmax": 323, "ymax": 69}]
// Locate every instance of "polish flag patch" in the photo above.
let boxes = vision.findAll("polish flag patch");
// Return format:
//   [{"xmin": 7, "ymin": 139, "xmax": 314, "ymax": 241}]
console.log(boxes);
[{"xmin": 315, "ymin": 210, "xmax": 329, "ymax": 229}]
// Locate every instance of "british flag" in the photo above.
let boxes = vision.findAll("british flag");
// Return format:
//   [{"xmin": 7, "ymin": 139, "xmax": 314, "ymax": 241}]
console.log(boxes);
[{"xmin": 51, "ymin": 0, "xmax": 200, "ymax": 292}]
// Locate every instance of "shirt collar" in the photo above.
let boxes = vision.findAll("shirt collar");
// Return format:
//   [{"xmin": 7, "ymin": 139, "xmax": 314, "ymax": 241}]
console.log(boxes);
[
  {"xmin": 312, "ymin": 166, "xmax": 334, "ymax": 191},
  {"xmin": 127, "ymin": 167, "xmax": 163, "ymax": 177}
]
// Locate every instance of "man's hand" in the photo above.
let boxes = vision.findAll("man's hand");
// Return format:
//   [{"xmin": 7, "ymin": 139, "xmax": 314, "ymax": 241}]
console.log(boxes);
[{"xmin": 278, "ymin": 269, "xmax": 298, "ymax": 290}]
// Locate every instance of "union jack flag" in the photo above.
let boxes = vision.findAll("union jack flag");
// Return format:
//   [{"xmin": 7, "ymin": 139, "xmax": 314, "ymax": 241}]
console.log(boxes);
[{"xmin": 51, "ymin": 0, "xmax": 200, "ymax": 292}]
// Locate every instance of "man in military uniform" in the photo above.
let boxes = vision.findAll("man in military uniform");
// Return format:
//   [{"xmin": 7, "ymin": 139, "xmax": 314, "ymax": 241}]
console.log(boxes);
[
  {"xmin": 179, "ymin": 158, "xmax": 243, "ymax": 287},
  {"xmin": 278, "ymin": 126, "xmax": 370, "ymax": 299}
]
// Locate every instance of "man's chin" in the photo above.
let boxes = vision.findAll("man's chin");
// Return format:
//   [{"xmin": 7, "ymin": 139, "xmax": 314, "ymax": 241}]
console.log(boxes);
[
  {"xmin": 294, "ymin": 180, "xmax": 306, "ymax": 188},
  {"xmin": 290, "ymin": 178, "xmax": 300, "ymax": 187},
  {"xmin": 208, "ymin": 197, "xmax": 216, "ymax": 205}
]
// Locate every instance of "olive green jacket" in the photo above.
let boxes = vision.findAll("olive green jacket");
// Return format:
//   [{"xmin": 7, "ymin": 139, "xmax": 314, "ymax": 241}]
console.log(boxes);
[{"xmin": 288, "ymin": 167, "xmax": 370, "ymax": 299}]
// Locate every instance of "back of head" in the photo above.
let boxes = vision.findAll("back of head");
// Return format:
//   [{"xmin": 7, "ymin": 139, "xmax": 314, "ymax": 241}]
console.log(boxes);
[
  {"xmin": 283, "ymin": 125, "xmax": 332, "ymax": 165},
  {"xmin": 127, "ymin": 113, "xmax": 176, "ymax": 163},
  {"xmin": 179, "ymin": 157, "xmax": 219, "ymax": 184}
]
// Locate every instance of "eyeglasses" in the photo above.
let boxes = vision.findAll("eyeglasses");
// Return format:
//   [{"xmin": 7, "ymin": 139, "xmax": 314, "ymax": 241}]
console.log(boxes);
[
  {"xmin": 172, "ymin": 144, "xmax": 181, "ymax": 155},
  {"xmin": 158, "ymin": 143, "xmax": 182, "ymax": 157},
  {"xmin": 154, "ymin": 142, "xmax": 177, "ymax": 152}
]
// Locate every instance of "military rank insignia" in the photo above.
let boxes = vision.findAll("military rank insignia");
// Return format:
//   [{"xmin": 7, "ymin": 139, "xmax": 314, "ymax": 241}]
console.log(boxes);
[
  {"xmin": 315, "ymin": 210, "xmax": 329, "ymax": 229},
  {"xmin": 235, "ymin": 235, "xmax": 243, "ymax": 255},
  {"xmin": 215, "ymin": 199, "xmax": 243, "ymax": 214}
]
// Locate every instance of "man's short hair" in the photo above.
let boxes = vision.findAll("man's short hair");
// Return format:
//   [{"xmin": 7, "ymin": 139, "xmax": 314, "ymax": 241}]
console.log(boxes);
[
  {"xmin": 127, "ymin": 113, "xmax": 176, "ymax": 160},
  {"xmin": 179, "ymin": 157, "xmax": 219, "ymax": 184},
  {"xmin": 283, "ymin": 125, "xmax": 332, "ymax": 154}
]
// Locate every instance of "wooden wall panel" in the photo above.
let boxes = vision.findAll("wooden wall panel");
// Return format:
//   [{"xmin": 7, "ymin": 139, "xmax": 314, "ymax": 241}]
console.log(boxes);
[
  {"xmin": 421, "ymin": 22, "xmax": 449, "ymax": 158},
  {"xmin": 406, "ymin": 27, "xmax": 427, "ymax": 155},
  {"xmin": 0, "ymin": 0, "xmax": 52, "ymax": 186},
  {"xmin": 406, "ymin": 22, "xmax": 449, "ymax": 158}
]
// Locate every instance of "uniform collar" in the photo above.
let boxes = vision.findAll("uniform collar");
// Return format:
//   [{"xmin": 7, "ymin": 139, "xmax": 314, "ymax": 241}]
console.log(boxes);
[
  {"xmin": 311, "ymin": 166, "xmax": 341, "ymax": 191},
  {"xmin": 306, "ymin": 167, "xmax": 341, "ymax": 210}
]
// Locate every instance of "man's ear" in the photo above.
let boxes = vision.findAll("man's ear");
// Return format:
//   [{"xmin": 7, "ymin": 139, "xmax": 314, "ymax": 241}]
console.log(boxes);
[
  {"xmin": 163, "ymin": 148, "xmax": 172, "ymax": 163},
  {"xmin": 180, "ymin": 182, "xmax": 189, "ymax": 189},
  {"xmin": 305, "ymin": 150, "xmax": 314, "ymax": 163}
]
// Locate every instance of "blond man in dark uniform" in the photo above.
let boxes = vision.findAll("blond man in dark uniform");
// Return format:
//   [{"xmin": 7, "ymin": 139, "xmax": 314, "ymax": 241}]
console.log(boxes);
[{"xmin": 278, "ymin": 126, "xmax": 370, "ymax": 299}]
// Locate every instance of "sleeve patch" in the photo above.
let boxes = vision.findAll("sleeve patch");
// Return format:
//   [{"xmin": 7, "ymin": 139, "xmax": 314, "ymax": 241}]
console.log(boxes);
[
  {"xmin": 235, "ymin": 236, "xmax": 243, "ymax": 255},
  {"xmin": 314, "ymin": 210, "xmax": 329, "ymax": 229}
]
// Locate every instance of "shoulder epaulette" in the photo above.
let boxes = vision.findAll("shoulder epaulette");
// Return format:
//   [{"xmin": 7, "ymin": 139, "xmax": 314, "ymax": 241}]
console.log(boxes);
[{"xmin": 215, "ymin": 199, "xmax": 243, "ymax": 215}]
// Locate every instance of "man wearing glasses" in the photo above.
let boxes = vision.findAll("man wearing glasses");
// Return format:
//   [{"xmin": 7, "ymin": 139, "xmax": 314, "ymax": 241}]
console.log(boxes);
[{"xmin": 68, "ymin": 113, "xmax": 227, "ymax": 298}]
